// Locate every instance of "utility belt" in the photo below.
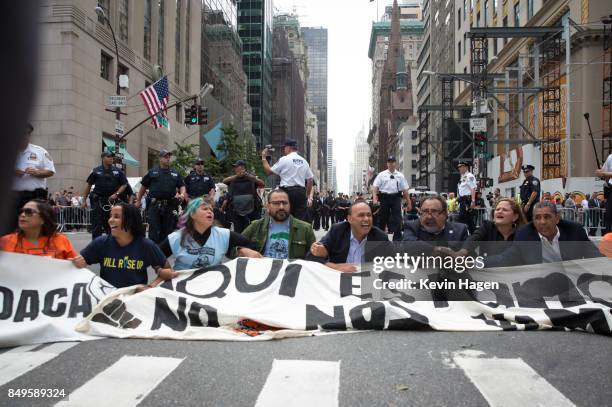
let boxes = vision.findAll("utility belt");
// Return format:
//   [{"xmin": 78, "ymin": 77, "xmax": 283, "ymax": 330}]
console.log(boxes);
[
  {"xmin": 90, "ymin": 192, "xmax": 111, "ymax": 201},
  {"xmin": 378, "ymin": 192, "xmax": 402, "ymax": 199},
  {"xmin": 149, "ymin": 197, "xmax": 178, "ymax": 207},
  {"xmin": 281, "ymin": 185, "xmax": 305, "ymax": 191}
]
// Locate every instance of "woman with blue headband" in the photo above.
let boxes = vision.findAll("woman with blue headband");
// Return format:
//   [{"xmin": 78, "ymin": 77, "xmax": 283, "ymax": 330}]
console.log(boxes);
[{"xmin": 158, "ymin": 196, "xmax": 261, "ymax": 270}]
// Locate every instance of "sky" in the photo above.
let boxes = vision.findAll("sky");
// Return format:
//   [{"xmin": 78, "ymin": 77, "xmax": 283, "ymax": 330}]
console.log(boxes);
[{"xmin": 274, "ymin": 0, "xmax": 393, "ymax": 193}]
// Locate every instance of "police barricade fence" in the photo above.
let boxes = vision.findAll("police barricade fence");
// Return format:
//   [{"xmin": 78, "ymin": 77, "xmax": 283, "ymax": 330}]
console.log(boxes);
[{"xmin": 55, "ymin": 206, "xmax": 148, "ymax": 232}]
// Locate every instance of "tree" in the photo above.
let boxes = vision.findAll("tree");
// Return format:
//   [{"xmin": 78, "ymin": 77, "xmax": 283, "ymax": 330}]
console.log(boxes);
[
  {"xmin": 203, "ymin": 124, "xmax": 264, "ymax": 180},
  {"xmin": 171, "ymin": 142, "xmax": 199, "ymax": 177}
]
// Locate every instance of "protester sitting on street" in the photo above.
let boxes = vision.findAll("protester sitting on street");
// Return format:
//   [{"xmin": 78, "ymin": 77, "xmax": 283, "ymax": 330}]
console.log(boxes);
[
  {"xmin": 72, "ymin": 203, "xmax": 175, "ymax": 289},
  {"xmin": 159, "ymin": 196, "xmax": 261, "ymax": 270},
  {"xmin": 0, "ymin": 199, "xmax": 78, "ymax": 259},
  {"xmin": 307, "ymin": 200, "xmax": 388, "ymax": 272},
  {"xmin": 236, "ymin": 189, "xmax": 315, "ymax": 260},
  {"xmin": 402, "ymin": 196, "xmax": 469, "ymax": 253},
  {"xmin": 485, "ymin": 201, "xmax": 601, "ymax": 267},
  {"xmin": 442, "ymin": 198, "xmax": 526, "ymax": 258}
]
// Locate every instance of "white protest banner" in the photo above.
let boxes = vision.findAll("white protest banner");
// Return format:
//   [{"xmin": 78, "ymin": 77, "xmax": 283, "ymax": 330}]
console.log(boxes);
[
  {"xmin": 0, "ymin": 252, "xmax": 115, "ymax": 348},
  {"xmin": 76, "ymin": 257, "xmax": 612, "ymax": 341}
]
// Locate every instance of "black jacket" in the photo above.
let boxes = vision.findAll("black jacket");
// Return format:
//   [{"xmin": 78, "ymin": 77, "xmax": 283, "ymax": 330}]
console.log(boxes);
[
  {"xmin": 306, "ymin": 221, "xmax": 389, "ymax": 263},
  {"xmin": 485, "ymin": 219, "xmax": 601, "ymax": 267},
  {"xmin": 461, "ymin": 220, "xmax": 516, "ymax": 256},
  {"xmin": 402, "ymin": 219, "xmax": 469, "ymax": 253}
]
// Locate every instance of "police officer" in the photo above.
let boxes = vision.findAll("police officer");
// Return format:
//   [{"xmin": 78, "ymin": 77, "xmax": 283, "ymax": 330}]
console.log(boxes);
[
  {"xmin": 261, "ymin": 139, "xmax": 314, "ymax": 222},
  {"xmin": 82, "ymin": 151, "xmax": 128, "ymax": 239},
  {"xmin": 136, "ymin": 149, "xmax": 186, "ymax": 243},
  {"xmin": 372, "ymin": 156, "xmax": 411, "ymax": 241},
  {"xmin": 321, "ymin": 191, "xmax": 333, "ymax": 230},
  {"xmin": 12, "ymin": 123, "xmax": 55, "ymax": 229},
  {"xmin": 519, "ymin": 164, "xmax": 540, "ymax": 222},
  {"xmin": 596, "ymin": 152, "xmax": 612, "ymax": 233},
  {"xmin": 184, "ymin": 158, "xmax": 216, "ymax": 200},
  {"xmin": 456, "ymin": 161, "xmax": 477, "ymax": 233}
]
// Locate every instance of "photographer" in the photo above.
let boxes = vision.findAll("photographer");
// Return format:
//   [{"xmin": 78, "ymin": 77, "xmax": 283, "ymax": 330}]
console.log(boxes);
[{"xmin": 222, "ymin": 160, "xmax": 264, "ymax": 233}]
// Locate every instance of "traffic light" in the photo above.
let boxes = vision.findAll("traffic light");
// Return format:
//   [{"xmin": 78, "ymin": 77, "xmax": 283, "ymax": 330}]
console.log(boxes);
[
  {"xmin": 184, "ymin": 104, "xmax": 198, "ymax": 125},
  {"xmin": 198, "ymin": 106, "xmax": 208, "ymax": 125},
  {"xmin": 474, "ymin": 133, "xmax": 487, "ymax": 147}
]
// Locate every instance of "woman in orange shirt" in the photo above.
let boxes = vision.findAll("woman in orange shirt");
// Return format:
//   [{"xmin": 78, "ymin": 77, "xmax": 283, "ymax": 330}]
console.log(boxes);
[{"xmin": 0, "ymin": 199, "xmax": 77, "ymax": 259}]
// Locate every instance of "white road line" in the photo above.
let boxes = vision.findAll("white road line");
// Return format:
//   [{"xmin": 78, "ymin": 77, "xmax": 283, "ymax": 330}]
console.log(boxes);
[
  {"xmin": 0, "ymin": 342, "xmax": 78, "ymax": 386},
  {"xmin": 453, "ymin": 350, "xmax": 575, "ymax": 407},
  {"xmin": 255, "ymin": 359, "xmax": 340, "ymax": 407},
  {"xmin": 55, "ymin": 355, "xmax": 184, "ymax": 407}
]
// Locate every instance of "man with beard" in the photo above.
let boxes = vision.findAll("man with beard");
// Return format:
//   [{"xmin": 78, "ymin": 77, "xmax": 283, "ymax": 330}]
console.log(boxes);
[
  {"xmin": 237, "ymin": 189, "xmax": 315, "ymax": 259},
  {"xmin": 308, "ymin": 200, "xmax": 388, "ymax": 272},
  {"xmin": 402, "ymin": 196, "xmax": 468, "ymax": 253}
]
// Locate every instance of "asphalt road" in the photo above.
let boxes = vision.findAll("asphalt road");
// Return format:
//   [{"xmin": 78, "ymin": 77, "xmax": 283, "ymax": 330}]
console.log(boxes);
[{"xmin": 1, "ymin": 232, "xmax": 611, "ymax": 406}]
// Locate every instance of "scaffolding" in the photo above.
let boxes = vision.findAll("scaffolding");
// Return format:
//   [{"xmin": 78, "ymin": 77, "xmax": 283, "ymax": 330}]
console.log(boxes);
[{"xmin": 540, "ymin": 32, "xmax": 563, "ymax": 179}]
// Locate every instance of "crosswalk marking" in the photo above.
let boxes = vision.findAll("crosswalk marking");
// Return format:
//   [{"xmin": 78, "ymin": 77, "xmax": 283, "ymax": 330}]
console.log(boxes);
[
  {"xmin": 453, "ymin": 350, "xmax": 575, "ymax": 407},
  {"xmin": 0, "ymin": 342, "xmax": 78, "ymax": 387},
  {"xmin": 255, "ymin": 359, "xmax": 340, "ymax": 407},
  {"xmin": 55, "ymin": 355, "xmax": 183, "ymax": 407}
]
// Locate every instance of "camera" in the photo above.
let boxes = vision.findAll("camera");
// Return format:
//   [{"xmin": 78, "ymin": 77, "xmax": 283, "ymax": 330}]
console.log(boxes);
[{"xmin": 265, "ymin": 144, "xmax": 275, "ymax": 152}]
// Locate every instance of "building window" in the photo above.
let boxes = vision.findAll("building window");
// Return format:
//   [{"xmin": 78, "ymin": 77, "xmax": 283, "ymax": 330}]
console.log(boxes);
[
  {"xmin": 412, "ymin": 130, "xmax": 418, "ymax": 139},
  {"xmin": 101, "ymin": 51, "xmax": 112, "ymax": 81},
  {"xmin": 514, "ymin": 3, "xmax": 520, "ymax": 27},
  {"xmin": 458, "ymin": 9, "xmax": 461, "ymax": 29},
  {"xmin": 476, "ymin": 12, "xmax": 480, "ymax": 27},
  {"xmin": 484, "ymin": 0, "xmax": 488, "ymax": 25},
  {"xmin": 527, "ymin": 0, "xmax": 534, "ymax": 19},
  {"xmin": 411, "ymin": 145, "xmax": 418, "ymax": 154},
  {"xmin": 144, "ymin": 0, "xmax": 152, "ymax": 60},
  {"xmin": 175, "ymin": 0, "xmax": 181, "ymax": 85},
  {"xmin": 411, "ymin": 160, "xmax": 417, "ymax": 169},
  {"xmin": 411, "ymin": 174, "xmax": 417, "ymax": 184},
  {"xmin": 176, "ymin": 102, "xmax": 182, "ymax": 122},
  {"xmin": 494, "ymin": 38, "xmax": 498, "ymax": 55},
  {"xmin": 118, "ymin": 0, "xmax": 128, "ymax": 42},
  {"xmin": 493, "ymin": 0, "xmax": 498, "ymax": 14},
  {"xmin": 503, "ymin": 17, "xmax": 508, "ymax": 45},
  {"xmin": 458, "ymin": 41, "xmax": 461, "ymax": 62},
  {"xmin": 97, "ymin": 0, "xmax": 110, "ymax": 24},
  {"xmin": 158, "ymin": 0, "xmax": 165, "ymax": 69},
  {"xmin": 463, "ymin": 0, "xmax": 467, "ymax": 18}
]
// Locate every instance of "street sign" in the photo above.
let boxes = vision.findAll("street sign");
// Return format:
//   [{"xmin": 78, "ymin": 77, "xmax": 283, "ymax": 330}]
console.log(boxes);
[
  {"xmin": 108, "ymin": 95, "xmax": 127, "ymax": 107},
  {"xmin": 115, "ymin": 120, "xmax": 124, "ymax": 137},
  {"xmin": 470, "ymin": 118, "xmax": 487, "ymax": 133}
]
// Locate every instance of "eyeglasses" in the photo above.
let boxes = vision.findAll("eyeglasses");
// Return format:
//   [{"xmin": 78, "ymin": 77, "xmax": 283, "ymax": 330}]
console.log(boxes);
[
  {"xmin": 18, "ymin": 208, "xmax": 39, "ymax": 216},
  {"xmin": 269, "ymin": 201, "xmax": 289, "ymax": 207},
  {"xmin": 419, "ymin": 209, "xmax": 444, "ymax": 216}
]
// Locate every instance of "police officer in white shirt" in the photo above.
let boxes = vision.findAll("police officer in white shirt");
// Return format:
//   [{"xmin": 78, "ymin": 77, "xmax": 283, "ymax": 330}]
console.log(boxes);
[
  {"xmin": 372, "ymin": 155, "xmax": 411, "ymax": 241},
  {"xmin": 261, "ymin": 139, "xmax": 314, "ymax": 222},
  {"xmin": 456, "ymin": 161, "xmax": 477, "ymax": 233},
  {"xmin": 596, "ymin": 152, "xmax": 612, "ymax": 233},
  {"xmin": 12, "ymin": 123, "xmax": 55, "ymax": 226}
]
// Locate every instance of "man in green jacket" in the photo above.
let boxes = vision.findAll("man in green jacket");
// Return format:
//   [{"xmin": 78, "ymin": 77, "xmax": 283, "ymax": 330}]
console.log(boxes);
[{"xmin": 237, "ymin": 189, "xmax": 315, "ymax": 259}]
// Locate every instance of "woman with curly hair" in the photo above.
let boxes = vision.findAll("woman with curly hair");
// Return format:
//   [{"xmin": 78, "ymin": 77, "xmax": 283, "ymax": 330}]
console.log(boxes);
[
  {"xmin": 72, "ymin": 202, "xmax": 175, "ymax": 288},
  {"xmin": 0, "ymin": 199, "xmax": 77, "ymax": 259},
  {"xmin": 159, "ymin": 196, "xmax": 260, "ymax": 270}
]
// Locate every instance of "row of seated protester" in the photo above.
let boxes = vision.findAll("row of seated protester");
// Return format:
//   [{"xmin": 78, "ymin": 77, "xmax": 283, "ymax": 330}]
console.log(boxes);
[{"xmin": 1, "ymin": 192, "xmax": 610, "ymax": 290}]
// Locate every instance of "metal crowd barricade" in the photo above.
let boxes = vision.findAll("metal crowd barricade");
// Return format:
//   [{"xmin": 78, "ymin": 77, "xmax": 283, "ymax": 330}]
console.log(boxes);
[
  {"xmin": 55, "ymin": 206, "xmax": 91, "ymax": 232},
  {"xmin": 472, "ymin": 208, "xmax": 490, "ymax": 228},
  {"xmin": 557, "ymin": 207, "xmax": 577, "ymax": 222},
  {"xmin": 580, "ymin": 208, "xmax": 606, "ymax": 233}
]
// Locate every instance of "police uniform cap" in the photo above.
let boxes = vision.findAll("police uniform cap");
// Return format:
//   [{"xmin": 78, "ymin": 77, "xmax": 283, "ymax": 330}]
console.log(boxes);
[
  {"xmin": 233, "ymin": 159, "xmax": 246, "ymax": 167},
  {"xmin": 521, "ymin": 164, "xmax": 535, "ymax": 171},
  {"xmin": 457, "ymin": 161, "xmax": 470, "ymax": 168},
  {"xmin": 387, "ymin": 155, "xmax": 397, "ymax": 162},
  {"xmin": 195, "ymin": 158, "xmax": 204, "ymax": 164},
  {"xmin": 159, "ymin": 149, "xmax": 172, "ymax": 157},
  {"xmin": 283, "ymin": 139, "xmax": 297, "ymax": 148},
  {"xmin": 101, "ymin": 151, "xmax": 114, "ymax": 158}
]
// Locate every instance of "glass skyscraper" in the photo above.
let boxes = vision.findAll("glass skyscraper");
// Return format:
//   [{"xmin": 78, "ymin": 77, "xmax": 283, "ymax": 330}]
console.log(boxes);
[
  {"xmin": 303, "ymin": 27, "xmax": 328, "ymax": 186},
  {"xmin": 237, "ymin": 0, "xmax": 273, "ymax": 147}
]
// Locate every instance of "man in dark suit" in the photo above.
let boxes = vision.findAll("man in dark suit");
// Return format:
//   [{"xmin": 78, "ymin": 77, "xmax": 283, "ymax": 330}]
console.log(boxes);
[
  {"xmin": 587, "ymin": 192, "xmax": 602, "ymax": 236},
  {"xmin": 307, "ymin": 200, "xmax": 388, "ymax": 272},
  {"xmin": 402, "ymin": 195, "xmax": 469, "ymax": 254},
  {"xmin": 485, "ymin": 201, "xmax": 601, "ymax": 267}
]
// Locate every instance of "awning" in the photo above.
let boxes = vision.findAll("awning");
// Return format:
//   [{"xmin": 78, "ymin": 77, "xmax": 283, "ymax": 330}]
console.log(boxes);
[
  {"xmin": 203, "ymin": 121, "xmax": 225, "ymax": 160},
  {"xmin": 102, "ymin": 138, "xmax": 140, "ymax": 167}
]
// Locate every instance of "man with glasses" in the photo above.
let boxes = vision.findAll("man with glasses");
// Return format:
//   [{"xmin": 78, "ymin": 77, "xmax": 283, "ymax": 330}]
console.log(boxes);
[
  {"xmin": 372, "ymin": 156, "xmax": 411, "ymax": 241},
  {"xmin": 184, "ymin": 158, "xmax": 216, "ymax": 200},
  {"xmin": 402, "ymin": 196, "xmax": 468, "ymax": 251},
  {"xmin": 519, "ymin": 164, "xmax": 540, "ymax": 222},
  {"xmin": 237, "ymin": 189, "xmax": 315, "ymax": 260}
]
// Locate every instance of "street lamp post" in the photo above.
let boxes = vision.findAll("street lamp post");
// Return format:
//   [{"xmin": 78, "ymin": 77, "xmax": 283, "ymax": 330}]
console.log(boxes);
[{"xmin": 95, "ymin": 6, "xmax": 123, "ymax": 163}]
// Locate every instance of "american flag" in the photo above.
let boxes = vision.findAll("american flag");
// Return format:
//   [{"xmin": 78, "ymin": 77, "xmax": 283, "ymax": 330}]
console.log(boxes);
[{"xmin": 140, "ymin": 76, "xmax": 169, "ymax": 128}]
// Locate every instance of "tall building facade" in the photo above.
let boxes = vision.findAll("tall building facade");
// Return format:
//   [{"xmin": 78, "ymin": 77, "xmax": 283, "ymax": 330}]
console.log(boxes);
[
  {"xmin": 303, "ymin": 27, "xmax": 328, "ymax": 188},
  {"xmin": 369, "ymin": 1, "xmax": 423, "ymax": 170},
  {"xmin": 238, "ymin": 0, "xmax": 273, "ymax": 147},
  {"xmin": 34, "ymin": 0, "xmax": 202, "ymax": 192},
  {"xmin": 201, "ymin": 0, "xmax": 253, "ymax": 151},
  {"xmin": 351, "ymin": 129, "xmax": 369, "ymax": 194},
  {"xmin": 326, "ymin": 138, "xmax": 336, "ymax": 192}
]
